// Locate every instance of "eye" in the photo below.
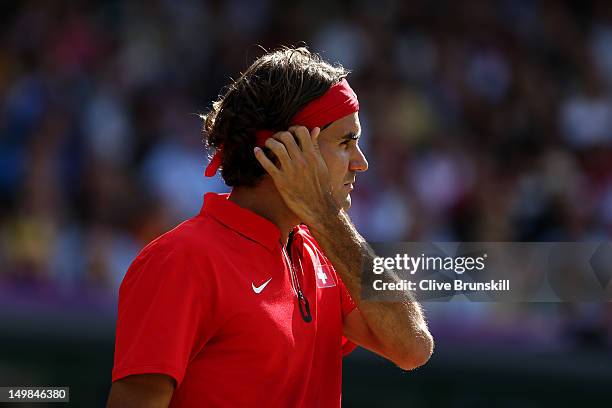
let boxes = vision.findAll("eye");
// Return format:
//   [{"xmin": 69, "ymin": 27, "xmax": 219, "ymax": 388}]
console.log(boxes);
[{"xmin": 340, "ymin": 134, "xmax": 360, "ymax": 148}]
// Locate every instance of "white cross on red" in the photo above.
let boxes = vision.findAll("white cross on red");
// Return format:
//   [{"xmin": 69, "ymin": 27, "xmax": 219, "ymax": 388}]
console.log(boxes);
[{"xmin": 317, "ymin": 269, "xmax": 328, "ymax": 285}]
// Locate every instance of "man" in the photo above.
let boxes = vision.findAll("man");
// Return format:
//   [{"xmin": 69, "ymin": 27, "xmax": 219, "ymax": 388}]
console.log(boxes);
[{"xmin": 107, "ymin": 47, "xmax": 433, "ymax": 408}]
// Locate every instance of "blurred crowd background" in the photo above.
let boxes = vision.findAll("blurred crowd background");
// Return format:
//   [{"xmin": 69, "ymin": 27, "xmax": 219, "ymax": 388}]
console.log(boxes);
[{"xmin": 1, "ymin": 0, "xmax": 612, "ymax": 406}]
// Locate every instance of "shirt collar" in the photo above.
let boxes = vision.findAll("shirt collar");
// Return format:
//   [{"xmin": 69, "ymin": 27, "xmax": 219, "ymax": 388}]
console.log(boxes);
[{"xmin": 200, "ymin": 192, "xmax": 281, "ymax": 251}]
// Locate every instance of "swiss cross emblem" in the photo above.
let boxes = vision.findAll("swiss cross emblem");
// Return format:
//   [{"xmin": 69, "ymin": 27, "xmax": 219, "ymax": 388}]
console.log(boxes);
[
  {"xmin": 317, "ymin": 268, "xmax": 328, "ymax": 285},
  {"xmin": 314, "ymin": 264, "xmax": 336, "ymax": 288},
  {"xmin": 305, "ymin": 241, "xmax": 336, "ymax": 288}
]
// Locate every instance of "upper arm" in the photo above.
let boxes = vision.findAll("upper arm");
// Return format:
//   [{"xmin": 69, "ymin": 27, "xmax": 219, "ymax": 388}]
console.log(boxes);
[
  {"xmin": 112, "ymin": 242, "xmax": 217, "ymax": 386},
  {"xmin": 107, "ymin": 374, "xmax": 175, "ymax": 408}
]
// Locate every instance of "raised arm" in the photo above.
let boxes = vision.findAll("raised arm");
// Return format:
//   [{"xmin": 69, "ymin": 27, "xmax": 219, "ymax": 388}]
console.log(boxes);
[
  {"xmin": 308, "ymin": 209, "xmax": 433, "ymax": 370},
  {"xmin": 254, "ymin": 125, "xmax": 433, "ymax": 370}
]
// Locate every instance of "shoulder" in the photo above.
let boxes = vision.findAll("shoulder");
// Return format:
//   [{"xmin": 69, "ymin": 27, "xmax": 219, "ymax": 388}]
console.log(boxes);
[
  {"xmin": 138, "ymin": 216, "xmax": 216, "ymax": 261},
  {"xmin": 294, "ymin": 224, "xmax": 316, "ymax": 243},
  {"xmin": 294, "ymin": 224, "xmax": 325, "ymax": 254},
  {"xmin": 117, "ymin": 216, "xmax": 226, "ymax": 311},
  {"xmin": 122, "ymin": 216, "xmax": 219, "ymax": 286}
]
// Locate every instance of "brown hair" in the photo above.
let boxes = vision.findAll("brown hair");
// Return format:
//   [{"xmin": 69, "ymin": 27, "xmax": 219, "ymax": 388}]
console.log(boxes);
[{"xmin": 202, "ymin": 46, "xmax": 349, "ymax": 186}]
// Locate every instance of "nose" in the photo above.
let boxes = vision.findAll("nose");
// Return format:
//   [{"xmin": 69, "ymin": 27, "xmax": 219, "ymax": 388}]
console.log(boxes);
[{"xmin": 349, "ymin": 145, "xmax": 369, "ymax": 172}]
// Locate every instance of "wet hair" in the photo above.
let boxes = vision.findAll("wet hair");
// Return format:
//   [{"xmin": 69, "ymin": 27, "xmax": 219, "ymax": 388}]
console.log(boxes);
[{"xmin": 202, "ymin": 46, "xmax": 349, "ymax": 186}]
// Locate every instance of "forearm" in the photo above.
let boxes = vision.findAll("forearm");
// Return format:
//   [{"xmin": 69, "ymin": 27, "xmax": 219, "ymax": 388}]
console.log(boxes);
[{"xmin": 309, "ymin": 208, "xmax": 433, "ymax": 366}]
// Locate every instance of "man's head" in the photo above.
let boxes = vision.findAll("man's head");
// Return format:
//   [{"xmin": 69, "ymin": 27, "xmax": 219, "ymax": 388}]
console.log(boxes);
[{"xmin": 202, "ymin": 46, "xmax": 368, "ymax": 209}]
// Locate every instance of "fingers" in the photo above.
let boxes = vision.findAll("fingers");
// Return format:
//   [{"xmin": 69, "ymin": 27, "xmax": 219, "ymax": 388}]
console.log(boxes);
[
  {"xmin": 255, "ymin": 126, "xmax": 322, "ymax": 177},
  {"xmin": 273, "ymin": 131, "xmax": 301, "ymax": 160},
  {"xmin": 288, "ymin": 126, "xmax": 319, "ymax": 155},
  {"xmin": 311, "ymin": 127, "xmax": 321, "ymax": 150},
  {"xmin": 254, "ymin": 147, "xmax": 279, "ymax": 176},
  {"xmin": 264, "ymin": 138, "xmax": 292, "ymax": 169}
]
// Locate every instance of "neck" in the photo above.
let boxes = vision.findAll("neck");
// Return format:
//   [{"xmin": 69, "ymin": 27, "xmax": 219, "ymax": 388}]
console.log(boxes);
[{"xmin": 228, "ymin": 178, "xmax": 300, "ymax": 245}]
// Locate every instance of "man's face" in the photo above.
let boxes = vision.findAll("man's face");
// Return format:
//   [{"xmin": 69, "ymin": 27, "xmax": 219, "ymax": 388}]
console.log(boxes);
[{"xmin": 317, "ymin": 112, "xmax": 368, "ymax": 210}]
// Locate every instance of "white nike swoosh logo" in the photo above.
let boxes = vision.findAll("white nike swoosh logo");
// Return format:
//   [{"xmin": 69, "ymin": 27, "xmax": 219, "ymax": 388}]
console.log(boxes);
[{"xmin": 252, "ymin": 278, "xmax": 272, "ymax": 294}]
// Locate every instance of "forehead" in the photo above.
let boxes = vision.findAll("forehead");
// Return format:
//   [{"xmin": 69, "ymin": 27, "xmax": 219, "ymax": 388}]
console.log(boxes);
[{"xmin": 319, "ymin": 112, "xmax": 361, "ymax": 141}]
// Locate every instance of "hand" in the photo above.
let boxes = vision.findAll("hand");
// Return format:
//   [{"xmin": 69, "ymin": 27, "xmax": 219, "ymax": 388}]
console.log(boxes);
[{"xmin": 254, "ymin": 126, "xmax": 340, "ymax": 226}]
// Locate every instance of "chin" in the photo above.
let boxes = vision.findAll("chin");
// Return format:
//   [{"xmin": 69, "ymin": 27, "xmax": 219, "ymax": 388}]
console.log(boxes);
[
  {"xmin": 332, "ymin": 189, "xmax": 352, "ymax": 211},
  {"xmin": 340, "ymin": 194, "xmax": 352, "ymax": 211}
]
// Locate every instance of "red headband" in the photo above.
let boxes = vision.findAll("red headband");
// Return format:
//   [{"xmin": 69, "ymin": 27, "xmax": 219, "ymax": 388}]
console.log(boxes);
[{"xmin": 205, "ymin": 78, "xmax": 359, "ymax": 177}]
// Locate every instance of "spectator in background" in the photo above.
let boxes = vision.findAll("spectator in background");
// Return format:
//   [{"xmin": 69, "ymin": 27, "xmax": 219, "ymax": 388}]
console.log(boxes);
[{"xmin": 0, "ymin": 0, "xmax": 611, "ymax": 349}]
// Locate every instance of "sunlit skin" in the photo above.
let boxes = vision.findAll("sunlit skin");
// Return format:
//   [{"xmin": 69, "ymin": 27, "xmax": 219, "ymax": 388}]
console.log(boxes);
[{"xmin": 315, "ymin": 112, "xmax": 369, "ymax": 210}]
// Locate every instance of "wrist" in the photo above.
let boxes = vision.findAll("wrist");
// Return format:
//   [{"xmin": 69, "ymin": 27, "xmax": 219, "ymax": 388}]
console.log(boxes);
[{"xmin": 307, "ymin": 195, "xmax": 343, "ymax": 232}]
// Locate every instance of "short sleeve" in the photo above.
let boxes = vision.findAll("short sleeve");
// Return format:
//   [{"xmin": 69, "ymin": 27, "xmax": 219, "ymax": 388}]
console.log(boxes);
[
  {"xmin": 338, "ymin": 275, "xmax": 358, "ymax": 356},
  {"xmin": 111, "ymin": 240, "xmax": 216, "ymax": 386}
]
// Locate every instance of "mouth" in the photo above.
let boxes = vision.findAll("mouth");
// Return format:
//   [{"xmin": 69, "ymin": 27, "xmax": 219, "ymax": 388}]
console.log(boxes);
[{"xmin": 343, "ymin": 181, "xmax": 355, "ymax": 190}]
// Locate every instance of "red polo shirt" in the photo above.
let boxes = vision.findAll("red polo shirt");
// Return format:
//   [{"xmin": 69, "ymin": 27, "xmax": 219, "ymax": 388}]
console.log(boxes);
[{"xmin": 112, "ymin": 192, "xmax": 357, "ymax": 407}]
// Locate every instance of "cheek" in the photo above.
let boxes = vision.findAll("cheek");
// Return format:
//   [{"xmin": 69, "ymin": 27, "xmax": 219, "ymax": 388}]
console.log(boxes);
[{"xmin": 321, "ymin": 149, "xmax": 349, "ymax": 177}]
